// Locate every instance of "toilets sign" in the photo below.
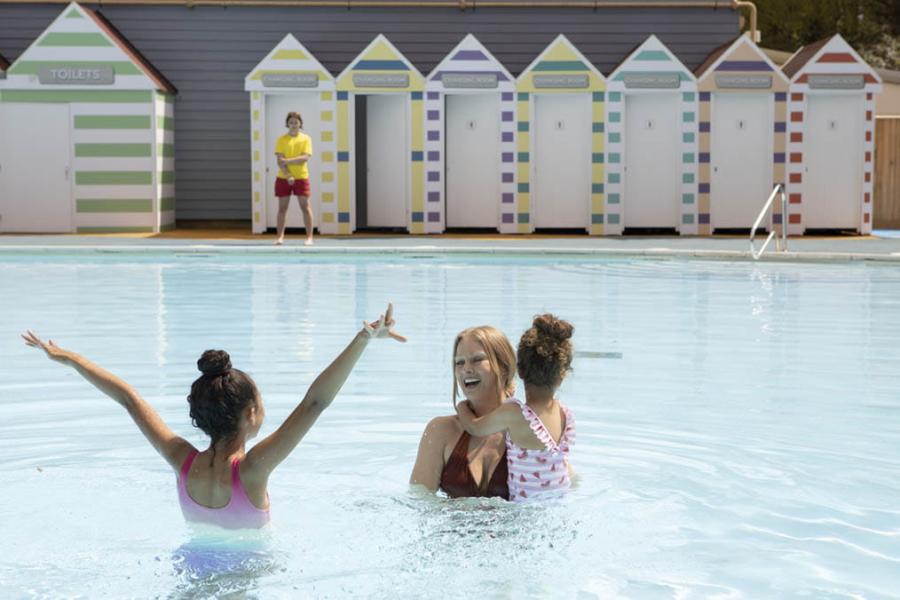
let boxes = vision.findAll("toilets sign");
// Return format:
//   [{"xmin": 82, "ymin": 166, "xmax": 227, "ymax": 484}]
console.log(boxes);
[{"xmin": 38, "ymin": 65, "xmax": 115, "ymax": 85}]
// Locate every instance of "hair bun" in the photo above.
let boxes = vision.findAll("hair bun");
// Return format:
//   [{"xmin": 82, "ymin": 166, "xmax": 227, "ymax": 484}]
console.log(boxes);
[
  {"xmin": 198, "ymin": 350, "xmax": 232, "ymax": 377},
  {"xmin": 532, "ymin": 314, "xmax": 573, "ymax": 342}
]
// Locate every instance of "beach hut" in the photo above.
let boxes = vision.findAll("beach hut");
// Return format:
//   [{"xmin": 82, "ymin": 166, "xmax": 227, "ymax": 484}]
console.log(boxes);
[
  {"xmin": 516, "ymin": 34, "xmax": 606, "ymax": 234},
  {"xmin": 245, "ymin": 35, "xmax": 337, "ymax": 235},
  {"xmin": 695, "ymin": 35, "xmax": 790, "ymax": 233},
  {"xmin": 783, "ymin": 34, "xmax": 882, "ymax": 234},
  {"xmin": 336, "ymin": 35, "xmax": 425, "ymax": 233},
  {"xmin": 0, "ymin": 2, "xmax": 176, "ymax": 234},
  {"xmin": 424, "ymin": 34, "xmax": 516, "ymax": 233},
  {"xmin": 605, "ymin": 35, "xmax": 698, "ymax": 234}
]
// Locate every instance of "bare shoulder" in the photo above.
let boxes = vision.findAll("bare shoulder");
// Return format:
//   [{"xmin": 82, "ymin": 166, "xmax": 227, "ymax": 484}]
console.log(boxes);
[{"xmin": 422, "ymin": 414, "xmax": 462, "ymax": 443}]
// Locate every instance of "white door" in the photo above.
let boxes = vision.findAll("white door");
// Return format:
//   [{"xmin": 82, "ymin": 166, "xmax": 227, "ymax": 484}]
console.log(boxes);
[
  {"xmin": 805, "ymin": 94, "xmax": 864, "ymax": 230},
  {"xmin": 711, "ymin": 93, "xmax": 772, "ymax": 230},
  {"xmin": 533, "ymin": 94, "xmax": 591, "ymax": 229},
  {"xmin": 624, "ymin": 93, "xmax": 680, "ymax": 229},
  {"xmin": 0, "ymin": 103, "xmax": 73, "ymax": 232},
  {"xmin": 266, "ymin": 94, "xmax": 321, "ymax": 230},
  {"xmin": 366, "ymin": 94, "xmax": 407, "ymax": 228},
  {"xmin": 446, "ymin": 93, "xmax": 500, "ymax": 229}
]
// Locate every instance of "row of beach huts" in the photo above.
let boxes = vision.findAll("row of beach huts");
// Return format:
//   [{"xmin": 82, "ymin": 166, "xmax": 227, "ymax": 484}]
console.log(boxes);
[{"xmin": 0, "ymin": 2, "xmax": 883, "ymax": 235}]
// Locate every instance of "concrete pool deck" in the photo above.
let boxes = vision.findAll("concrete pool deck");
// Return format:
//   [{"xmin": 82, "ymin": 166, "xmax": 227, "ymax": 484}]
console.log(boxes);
[{"xmin": 2, "ymin": 229, "xmax": 900, "ymax": 262}]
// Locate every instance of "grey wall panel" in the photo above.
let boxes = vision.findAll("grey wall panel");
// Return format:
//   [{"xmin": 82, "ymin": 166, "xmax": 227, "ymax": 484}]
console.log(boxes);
[{"xmin": 0, "ymin": 3, "xmax": 738, "ymax": 222}]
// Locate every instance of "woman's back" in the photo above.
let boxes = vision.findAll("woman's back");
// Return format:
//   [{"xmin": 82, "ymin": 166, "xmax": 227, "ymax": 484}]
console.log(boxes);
[
  {"xmin": 178, "ymin": 449, "xmax": 270, "ymax": 530},
  {"xmin": 506, "ymin": 398, "xmax": 566, "ymax": 450},
  {"xmin": 505, "ymin": 399, "xmax": 575, "ymax": 501},
  {"xmin": 182, "ymin": 449, "xmax": 268, "ymax": 509}
]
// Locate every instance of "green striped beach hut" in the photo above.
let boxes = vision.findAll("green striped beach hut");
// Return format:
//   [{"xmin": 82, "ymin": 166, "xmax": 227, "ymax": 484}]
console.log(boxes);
[{"xmin": 0, "ymin": 2, "xmax": 176, "ymax": 234}]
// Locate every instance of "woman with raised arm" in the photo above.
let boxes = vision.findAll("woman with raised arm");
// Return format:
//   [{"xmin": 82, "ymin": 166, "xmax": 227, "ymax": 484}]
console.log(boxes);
[{"xmin": 22, "ymin": 304, "xmax": 405, "ymax": 529}]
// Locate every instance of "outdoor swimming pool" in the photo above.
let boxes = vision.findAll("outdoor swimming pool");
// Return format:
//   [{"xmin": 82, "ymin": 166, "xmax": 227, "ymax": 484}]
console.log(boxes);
[{"xmin": 2, "ymin": 254, "xmax": 899, "ymax": 598}]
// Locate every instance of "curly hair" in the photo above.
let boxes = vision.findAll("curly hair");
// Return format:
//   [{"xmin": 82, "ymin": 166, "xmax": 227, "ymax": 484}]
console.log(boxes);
[
  {"xmin": 517, "ymin": 314, "xmax": 574, "ymax": 389},
  {"xmin": 187, "ymin": 350, "xmax": 259, "ymax": 447}
]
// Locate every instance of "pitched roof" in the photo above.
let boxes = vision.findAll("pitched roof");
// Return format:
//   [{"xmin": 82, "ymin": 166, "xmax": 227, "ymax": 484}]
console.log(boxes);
[
  {"xmin": 760, "ymin": 47, "xmax": 793, "ymax": 66},
  {"xmin": 693, "ymin": 36, "xmax": 738, "ymax": 77},
  {"xmin": 87, "ymin": 6, "xmax": 177, "ymax": 94},
  {"xmin": 781, "ymin": 35, "xmax": 834, "ymax": 79},
  {"xmin": 605, "ymin": 40, "xmax": 645, "ymax": 77}
]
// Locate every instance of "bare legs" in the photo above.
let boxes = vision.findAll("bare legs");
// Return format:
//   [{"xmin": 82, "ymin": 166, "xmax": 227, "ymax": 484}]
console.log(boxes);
[
  {"xmin": 297, "ymin": 195, "xmax": 314, "ymax": 245},
  {"xmin": 275, "ymin": 196, "xmax": 291, "ymax": 245},
  {"xmin": 275, "ymin": 195, "xmax": 314, "ymax": 246}
]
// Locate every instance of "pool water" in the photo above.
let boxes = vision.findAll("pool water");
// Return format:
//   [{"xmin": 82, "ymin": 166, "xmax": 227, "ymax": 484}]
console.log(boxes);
[{"xmin": 1, "ymin": 255, "xmax": 899, "ymax": 599}]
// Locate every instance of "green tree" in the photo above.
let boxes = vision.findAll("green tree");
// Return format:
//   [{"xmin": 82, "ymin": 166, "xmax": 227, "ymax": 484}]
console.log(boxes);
[{"xmin": 753, "ymin": 0, "xmax": 899, "ymax": 68}]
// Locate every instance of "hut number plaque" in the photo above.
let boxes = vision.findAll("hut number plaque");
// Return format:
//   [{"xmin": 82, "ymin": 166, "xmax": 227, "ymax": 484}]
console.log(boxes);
[
  {"xmin": 808, "ymin": 75, "xmax": 865, "ymax": 90},
  {"xmin": 715, "ymin": 74, "xmax": 773, "ymax": 89},
  {"xmin": 261, "ymin": 73, "xmax": 319, "ymax": 88},
  {"xmin": 623, "ymin": 73, "xmax": 680, "ymax": 89},
  {"xmin": 533, "ymin": 74, "xmax": 589, "ymax": 89},
  {"xmin": 38, "ymin": 65, "xmax": 114, "ymax": 85},
  {"xmin": 442, "ymin": 72, "xmax": 498, "ymax": 89},
  {"xmin": 353, "ymin": 73, "xmax": 409, "ymax": 88}
]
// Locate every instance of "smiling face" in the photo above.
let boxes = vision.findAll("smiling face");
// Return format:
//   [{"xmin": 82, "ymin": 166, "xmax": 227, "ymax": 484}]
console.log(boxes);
[
  {"xmin": 454, "ymin": 334, "xmax": 501, "ymax": 407},
  {"xmin": 286, "ymin": 116, "xmax": 302, "ymax": 135}
]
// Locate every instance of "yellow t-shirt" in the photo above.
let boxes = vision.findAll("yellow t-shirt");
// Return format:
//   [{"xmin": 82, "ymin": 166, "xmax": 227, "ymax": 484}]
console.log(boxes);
[{"xmin": 275, "ymin": 132, "xmax": 313, "ymax": 180}]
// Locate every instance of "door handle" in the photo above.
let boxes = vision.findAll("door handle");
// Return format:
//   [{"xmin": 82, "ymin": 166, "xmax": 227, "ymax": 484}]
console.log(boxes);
[{"xmin": 64, "ymin": 166, "xmax": 70, "ymax": 180}]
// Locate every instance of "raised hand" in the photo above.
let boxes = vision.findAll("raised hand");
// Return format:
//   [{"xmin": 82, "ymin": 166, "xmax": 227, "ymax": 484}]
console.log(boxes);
[
  {"xmin": 362, "ymin": 303, "xmax": 407, "ymax": 343},
  {"xmin": 21, "ymin": 330, "xmax": 71, "ymax": 364}
]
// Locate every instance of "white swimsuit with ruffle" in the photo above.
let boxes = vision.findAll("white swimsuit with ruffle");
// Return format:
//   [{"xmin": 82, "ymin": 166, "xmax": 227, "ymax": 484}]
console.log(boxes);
[{"xmin": 505, "ymin": 399, "xmax": 575, "ymax": 502}]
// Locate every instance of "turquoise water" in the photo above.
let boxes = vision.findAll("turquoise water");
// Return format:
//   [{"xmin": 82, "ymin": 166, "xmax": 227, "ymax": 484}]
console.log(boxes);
[{"xmin": 1, "ymin": 255, "xmax": 899, "ymax": 598}]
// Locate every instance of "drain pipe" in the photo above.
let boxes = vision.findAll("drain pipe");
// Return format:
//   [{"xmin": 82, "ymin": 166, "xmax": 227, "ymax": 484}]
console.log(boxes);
[{"xmin": 731, "ymin": 0, "xmax": 759, "ymax": 42}]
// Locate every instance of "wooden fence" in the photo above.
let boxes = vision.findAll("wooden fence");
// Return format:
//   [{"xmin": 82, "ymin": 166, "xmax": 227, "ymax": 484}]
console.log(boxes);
[{"xmin": 875, "ymin": 117, "xmax": 900, "ymax": 229}]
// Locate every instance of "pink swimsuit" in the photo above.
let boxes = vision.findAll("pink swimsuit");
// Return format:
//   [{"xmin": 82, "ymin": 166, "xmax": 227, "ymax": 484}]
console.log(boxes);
[
  {"xmin": 506, "ymin": 400, "xmax": 575, "ymax": 502},
  {"xmin": 177, "ymin": 450, "xmax": 271, "ymax": 530}
]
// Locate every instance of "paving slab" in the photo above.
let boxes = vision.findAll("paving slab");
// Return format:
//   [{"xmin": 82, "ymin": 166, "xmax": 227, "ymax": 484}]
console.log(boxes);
[{"xmin": 2, "ymin": 231, "xmax": 900, "ymax": 263}]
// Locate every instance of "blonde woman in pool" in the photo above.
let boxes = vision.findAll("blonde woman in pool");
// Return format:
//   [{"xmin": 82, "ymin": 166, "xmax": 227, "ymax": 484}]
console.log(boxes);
[{"xmin": 410, "ymin": 326, "xmax": 517, "ymax": 499}]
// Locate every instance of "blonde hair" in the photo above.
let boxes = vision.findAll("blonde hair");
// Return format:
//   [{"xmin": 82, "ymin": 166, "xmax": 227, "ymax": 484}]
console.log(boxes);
[{"xmin": 451, "ymin": 326, "xmax": 516, "ymax": 408}]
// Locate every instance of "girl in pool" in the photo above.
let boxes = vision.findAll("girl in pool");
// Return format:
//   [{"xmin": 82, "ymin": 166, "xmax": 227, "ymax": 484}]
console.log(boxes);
[
  {"xmin": 22, "ymin": 304, "xmax": 405, "ymax": 529},
  {"xmin": 456, "ymin": 314, "xmax": 575, "ymax": 501},
  {"xmin": 410, "ymin": 326, "xmax": 516, "ymax": 499}
]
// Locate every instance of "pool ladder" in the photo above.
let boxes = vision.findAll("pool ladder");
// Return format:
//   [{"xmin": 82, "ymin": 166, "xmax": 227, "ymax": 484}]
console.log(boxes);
[{"xmin": 750, "ymin": 183, "xmax": 788, "ymax": 260}]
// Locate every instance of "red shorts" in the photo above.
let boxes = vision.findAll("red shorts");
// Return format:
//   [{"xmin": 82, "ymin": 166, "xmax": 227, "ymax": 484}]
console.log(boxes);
[{"xmin": 275, "ymin": 177, "xmax": 311, "ymax": 198}]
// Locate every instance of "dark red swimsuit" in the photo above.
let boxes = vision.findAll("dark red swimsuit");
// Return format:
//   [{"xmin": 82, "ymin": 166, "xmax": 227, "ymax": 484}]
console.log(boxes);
[{"xmin": 439, "ymin": 431, "xmax": 510, "ymax": 500}]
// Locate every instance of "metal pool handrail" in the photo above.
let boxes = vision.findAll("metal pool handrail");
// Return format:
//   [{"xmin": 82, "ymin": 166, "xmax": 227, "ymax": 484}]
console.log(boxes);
[{"xmin": 750, "ymin": 183, "xmax": 787, "ymax": 260}]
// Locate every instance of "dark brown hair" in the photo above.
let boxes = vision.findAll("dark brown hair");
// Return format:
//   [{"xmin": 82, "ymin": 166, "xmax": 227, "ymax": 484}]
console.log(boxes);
[
  {"xmin": 517, "ymin": 314, "xmax": 574, "ymax": 389},
  {"xmin": 285, "ymin": 111, "xmax": 303, "ymax": 128},
  {"xmin": 187, "ymin": 350, "xmax": 259, "ymax": 446}
]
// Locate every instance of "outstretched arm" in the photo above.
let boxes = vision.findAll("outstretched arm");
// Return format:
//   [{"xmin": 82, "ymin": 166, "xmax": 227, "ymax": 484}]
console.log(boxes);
[
  {"xmin": 21, "ymin": 331, "xmax": 193, "ymax": 471},
  {"xmin": 455, "ymin": 401, "xmax": 521, "ymax": 437},
  {"xmin": 246, "ymin": 304, "xmax": 406, "ymax": 476}
]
